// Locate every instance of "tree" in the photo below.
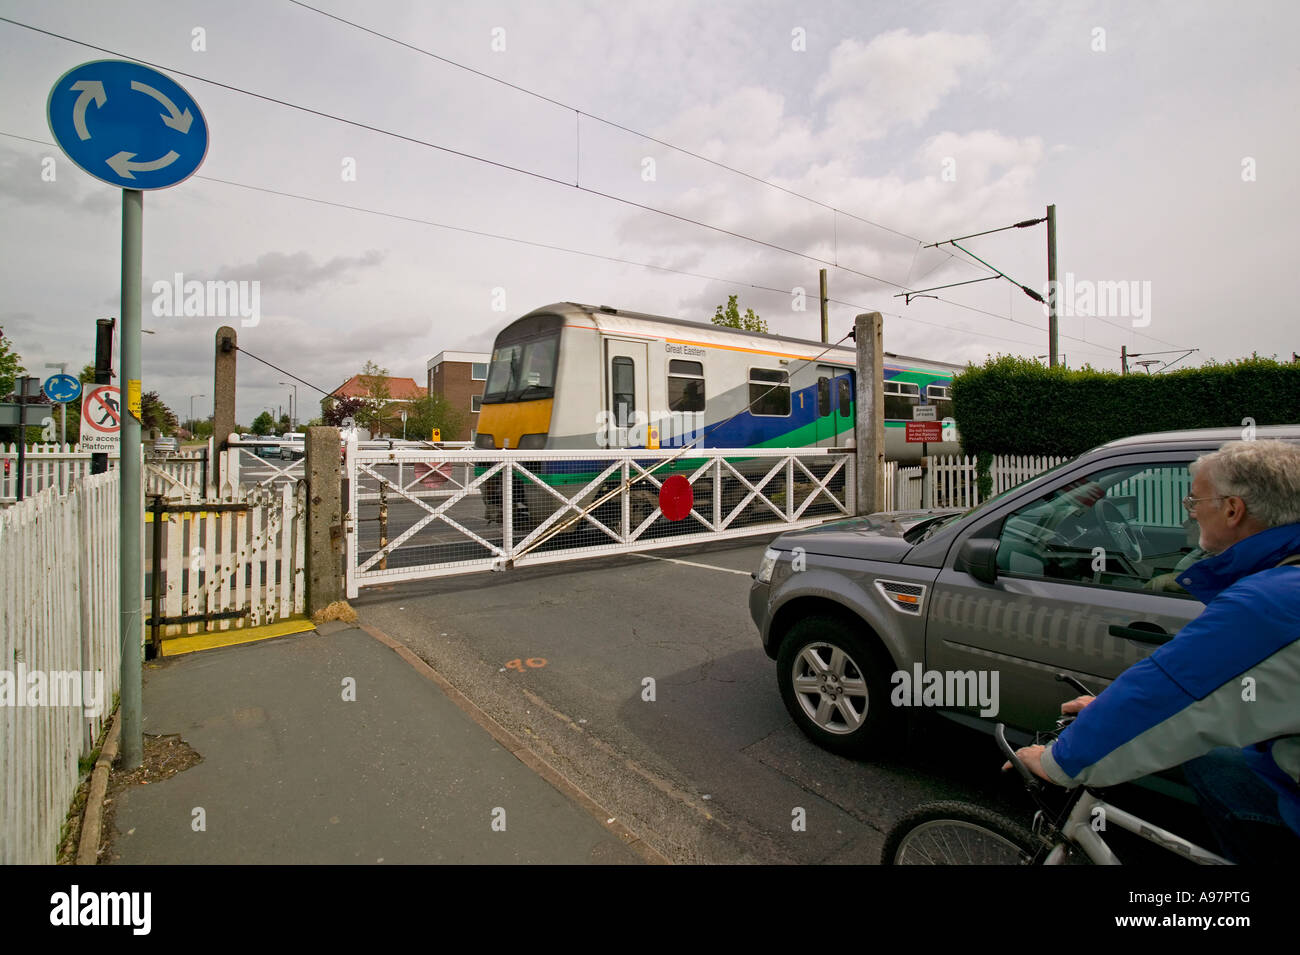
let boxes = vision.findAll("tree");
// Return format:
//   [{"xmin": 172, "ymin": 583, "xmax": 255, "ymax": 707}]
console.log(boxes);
[
  {"xmin": 712, "ymin": 294, "xmax": 768, "ymax": 333},
  {"xmin": 355, "ymin": 360, "xmax": 393, "ymax": 435},
  {"xmin": 322, "ymin": 395, "xmax": 366, "ymax": 428},
  {"xmin": 0, "ymin": 331, "xmax": 26, "ymax": 398},
  {"xmin": 402, "ymin": 393, "xmax": 467, "ymax": 442},
  {"xmin": 139, "ymin": 391, "xmax": 178, "ymax": 435},
  {"xmin": 251, "ymin": 411, "xmax": 276, "ymax": 435}
]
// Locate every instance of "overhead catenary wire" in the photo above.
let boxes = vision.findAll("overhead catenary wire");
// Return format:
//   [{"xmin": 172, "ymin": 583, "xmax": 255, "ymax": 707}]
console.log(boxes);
[
  {"xmin": 0, "ymin": 129, "xmax": 1120, "ymax": 361},
  {"xmin": 0, "ymin": 16, "xmax": 1154, "ymax": 355}
]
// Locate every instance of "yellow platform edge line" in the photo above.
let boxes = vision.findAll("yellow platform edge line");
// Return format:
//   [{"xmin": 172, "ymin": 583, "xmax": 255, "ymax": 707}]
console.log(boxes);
[{"xmin": 159, "ymin": 616, "xmax": 315, "ymax": 657}]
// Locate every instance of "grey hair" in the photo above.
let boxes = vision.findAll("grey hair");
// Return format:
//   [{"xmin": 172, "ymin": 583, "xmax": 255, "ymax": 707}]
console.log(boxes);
[{"xmin": 1189, "ymin": 440, "xmax": 1300, "ymax": 528}]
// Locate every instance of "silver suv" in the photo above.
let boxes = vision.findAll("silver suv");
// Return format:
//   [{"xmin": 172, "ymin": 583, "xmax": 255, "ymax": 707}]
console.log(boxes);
[{"xmin": 751, "ymin": 426, "xmax": 1299, "ymax": 757}]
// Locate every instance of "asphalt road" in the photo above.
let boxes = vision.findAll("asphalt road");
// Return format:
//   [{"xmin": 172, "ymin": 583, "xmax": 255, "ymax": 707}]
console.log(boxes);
[{"xmin": 351, "ymin": 539, "xmax": 1060, "ymax": 863}]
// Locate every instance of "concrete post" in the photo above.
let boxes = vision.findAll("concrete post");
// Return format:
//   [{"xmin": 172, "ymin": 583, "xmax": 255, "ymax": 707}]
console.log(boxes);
[
  {"xmin": 854, "ymin": 312, "xmax": 885, "ymax": 515},
  {"xmin": 213, "ymin": 326, "xmax": 237, "ymax": 453},
  {"xmin": 305, "ymin": 426, "xmax": 343, "ymax": 612}
]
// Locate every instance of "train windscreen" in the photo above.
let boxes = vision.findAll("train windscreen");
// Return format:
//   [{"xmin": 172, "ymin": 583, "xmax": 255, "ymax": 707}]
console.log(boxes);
[{"xmin": 482, "ymin": 335, "xmax": 558, "ymax": 403}]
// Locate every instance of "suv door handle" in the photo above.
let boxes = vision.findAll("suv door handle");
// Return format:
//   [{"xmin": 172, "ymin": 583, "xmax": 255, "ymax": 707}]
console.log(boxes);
[{"xmin": 1107, "ymin": 623, "xmax": 1172, "ymax": 646}]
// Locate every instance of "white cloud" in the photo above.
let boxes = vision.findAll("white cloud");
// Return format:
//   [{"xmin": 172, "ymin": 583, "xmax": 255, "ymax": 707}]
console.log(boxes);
[{"xmin": 814, "ymin": 30, "xmax": 992, "ymax": 142}]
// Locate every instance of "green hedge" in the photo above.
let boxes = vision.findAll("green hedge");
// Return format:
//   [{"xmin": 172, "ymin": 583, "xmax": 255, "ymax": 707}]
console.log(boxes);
[{"xmin": 950, "ymin": 354, "xmax": 1300, "ymax": 457}]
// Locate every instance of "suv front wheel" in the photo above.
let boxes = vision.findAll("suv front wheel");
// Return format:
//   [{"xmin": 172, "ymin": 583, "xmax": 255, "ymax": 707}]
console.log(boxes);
[{"xmin": 777, "ymin": 616, "xmax": 900, "ymax": 757}]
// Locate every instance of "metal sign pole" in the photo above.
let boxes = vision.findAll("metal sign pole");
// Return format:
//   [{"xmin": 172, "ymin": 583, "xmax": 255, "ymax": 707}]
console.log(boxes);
[{"xmin": 119, "ymin": 187, "xmax": 144, "ymax": 769}]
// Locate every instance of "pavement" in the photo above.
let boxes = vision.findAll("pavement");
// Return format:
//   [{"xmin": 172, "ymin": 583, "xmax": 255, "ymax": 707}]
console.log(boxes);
[{"xmin": 104, "ymin": 622, "xmax": 659, "ymax": 864}]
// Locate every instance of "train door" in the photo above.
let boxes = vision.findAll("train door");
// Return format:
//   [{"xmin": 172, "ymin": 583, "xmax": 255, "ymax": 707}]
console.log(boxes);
[
  {"xmin": 603, "ymin": 339, "xmax": 648, "ymax": 448},
  {"xmin": 815, "ymin": 365, "xmax": 854, "ymax": 447}
]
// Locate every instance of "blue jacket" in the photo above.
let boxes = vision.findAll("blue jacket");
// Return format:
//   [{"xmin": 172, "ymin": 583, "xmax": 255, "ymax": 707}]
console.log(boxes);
[{"xmin": 1041, "ymin": 522, "xmax": 1300, "ymax": 835}]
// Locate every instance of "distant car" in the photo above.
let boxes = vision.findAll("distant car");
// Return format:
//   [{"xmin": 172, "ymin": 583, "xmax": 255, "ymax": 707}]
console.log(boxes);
[
  {"xmin": 152, "ymin": 435, "xmax": 179, "ymax": 455},
  {"xmin": 750, "ymin": 425, "xmax": 1300, "ymax": 758},
  {"xmin": 279, "ymin": 432, "xmax": 305, "ymax": 460}
]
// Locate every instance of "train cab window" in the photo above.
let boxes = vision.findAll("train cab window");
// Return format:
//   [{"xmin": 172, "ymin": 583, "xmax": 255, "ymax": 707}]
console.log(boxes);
[
  {"xmin": 817, "ymin": 377, "xmax": 831, "ymax": 417},
  {"xmin": 838, "ymin": 377, "xmax": 852, "ymax": 417},
  {"xmin": 926, "ymin": 384, "xmax": 954, "ymax": 419},
  {"xmin": 611, "ymin": 356, "xmax": 636, "ymax": 427},
  {"xmin": 668, "ymin": 360, "xmax": 705, "ymax": 412},
  {"xmin": 749, "ymin": 368, "xmax": 790, "ymax": 416},
  {"xmin": 883, "ymin": 380, "xmax": 920, "ymax": 420}
]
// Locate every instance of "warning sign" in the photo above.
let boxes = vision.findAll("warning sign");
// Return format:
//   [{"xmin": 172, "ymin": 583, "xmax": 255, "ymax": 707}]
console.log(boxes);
[{"xmin": 81, "ymin": 385, "xmax": 121, "ymax": 452}]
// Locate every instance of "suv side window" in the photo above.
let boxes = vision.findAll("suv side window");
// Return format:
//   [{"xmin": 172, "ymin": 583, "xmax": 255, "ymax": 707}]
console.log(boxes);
[{"xmin": 994, "ymin": 462, "xmax": 1199, "ymax": 595}]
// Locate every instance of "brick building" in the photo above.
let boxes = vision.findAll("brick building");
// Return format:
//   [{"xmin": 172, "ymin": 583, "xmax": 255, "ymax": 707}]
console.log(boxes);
[
  {"xmin": 330, "ymin": 373, "xmax": 426, "ymax": 437},
  {"xmin": 426, "ymin": 351, "xmax": 489, "ymax": 440}
]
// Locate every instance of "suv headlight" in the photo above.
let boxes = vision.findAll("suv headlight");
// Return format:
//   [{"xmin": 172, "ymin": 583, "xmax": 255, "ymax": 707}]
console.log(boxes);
[{"xmin": 755, "ymin": 547, "xmax": 781, "ymax": 583}]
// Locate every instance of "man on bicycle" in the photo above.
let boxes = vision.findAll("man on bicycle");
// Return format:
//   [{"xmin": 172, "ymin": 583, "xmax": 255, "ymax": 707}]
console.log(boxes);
[{"xmin": 1011, "ymin": 439, "xmax": 1300, "ymax": 864}]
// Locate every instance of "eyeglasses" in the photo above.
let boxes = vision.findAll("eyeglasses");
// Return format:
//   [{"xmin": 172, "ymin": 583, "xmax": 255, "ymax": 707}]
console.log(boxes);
[{"xmin": 1181, "ymin": 494, "xmax": 1238, "ymax": 513}]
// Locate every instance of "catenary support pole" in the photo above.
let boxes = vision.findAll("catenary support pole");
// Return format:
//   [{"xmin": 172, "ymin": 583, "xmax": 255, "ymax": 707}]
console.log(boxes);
[
  {"xmin": 1047, "ymin": 203, "xmax": 1059, "ymax": 368},
  {"xmin": 820, "ymin": 268, "xmax": 829, "ymax": 344}
]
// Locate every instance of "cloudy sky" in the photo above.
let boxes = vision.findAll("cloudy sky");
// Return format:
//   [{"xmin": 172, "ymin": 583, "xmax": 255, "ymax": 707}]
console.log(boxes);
[{"xmin": 1, "ymin": 0, "xmax": 1295, "ymax": 426}]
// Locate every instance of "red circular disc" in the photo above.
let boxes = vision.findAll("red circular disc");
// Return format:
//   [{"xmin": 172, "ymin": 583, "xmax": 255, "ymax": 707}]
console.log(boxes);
[{"xmin": 659, "ymin": 475, "xmax": 694, "ymax": 521}]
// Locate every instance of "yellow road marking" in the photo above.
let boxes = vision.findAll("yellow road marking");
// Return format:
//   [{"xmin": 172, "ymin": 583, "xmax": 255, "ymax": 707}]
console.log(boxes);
[{"xmin": 159, "ymin": 616, "xmax": 315, "ymax": 656}]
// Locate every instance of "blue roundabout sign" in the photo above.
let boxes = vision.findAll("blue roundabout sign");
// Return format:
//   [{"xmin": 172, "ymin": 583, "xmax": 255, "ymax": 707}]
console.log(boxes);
[{"xmin": 47, "ymin": 60, "xmax": 208, "ymax": 190}]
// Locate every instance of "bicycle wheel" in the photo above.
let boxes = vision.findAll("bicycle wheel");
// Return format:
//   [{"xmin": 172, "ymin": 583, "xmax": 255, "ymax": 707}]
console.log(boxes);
[{"xmin": 882, "ymin": 801, "xmax": 1045, "ymax": 865}]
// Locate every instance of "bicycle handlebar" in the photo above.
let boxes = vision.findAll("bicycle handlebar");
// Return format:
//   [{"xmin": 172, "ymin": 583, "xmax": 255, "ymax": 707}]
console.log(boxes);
[{"xmin": 996, "ymin": 723, "xmax": 1041, "ymax": 790}]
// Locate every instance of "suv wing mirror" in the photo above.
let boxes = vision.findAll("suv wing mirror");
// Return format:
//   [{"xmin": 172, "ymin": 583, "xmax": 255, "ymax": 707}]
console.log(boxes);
[{"xmin": 956, "ymin": 539, "xmax": 999, "ymax": 585}]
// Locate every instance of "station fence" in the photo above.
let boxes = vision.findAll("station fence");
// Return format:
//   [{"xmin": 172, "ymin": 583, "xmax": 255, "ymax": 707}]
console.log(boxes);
[
  {"xmin": 344, "ymin": 443, "xmax": 856, "ymax": 594},
  {"xmin": 0, "ymin": 471, "xmax": 120, "ymax": 864}
]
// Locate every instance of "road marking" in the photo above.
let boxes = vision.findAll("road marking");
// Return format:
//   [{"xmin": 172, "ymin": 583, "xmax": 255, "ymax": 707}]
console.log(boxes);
[{"xmin": 631, "ymin": 553, "xmax": 753, "ymax": 576}]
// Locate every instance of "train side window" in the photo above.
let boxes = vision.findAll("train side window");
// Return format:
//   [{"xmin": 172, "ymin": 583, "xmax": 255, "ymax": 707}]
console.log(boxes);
[
  {"xmin": 926, "ymin": 383, "xmax": 954, "ymax": 419},
  {"xmin": 750, "ymin": 368, "xmax": 790, "ymax": 416},
  {"xmin": 611, "ymin": 356, "xmax": 635, "ymax": 427},
  {"xmin": 817, "ymin": 377, "xmax": 831, "ymax": 417},
  {"xmin": 883, "ymin": 380, "xmax": 920, "ymax": 420},
  {"xmin": 668, "ymin": 359, "xmax": 705, "ymax": 412},
  {"xmin": 838, "ymin": 377, "xmax": 851, "ymax": 417}
]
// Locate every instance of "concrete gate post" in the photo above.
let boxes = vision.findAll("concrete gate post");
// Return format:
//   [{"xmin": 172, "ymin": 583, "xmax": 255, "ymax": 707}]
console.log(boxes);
[{"xmin": 305, "ymin": 426, "xmax": 343, "ymax": 612}]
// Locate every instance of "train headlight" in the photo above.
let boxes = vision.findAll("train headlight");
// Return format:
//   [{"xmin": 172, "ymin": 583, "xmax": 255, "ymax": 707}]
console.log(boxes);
[
  {"xmin": 517, "ymin": 433, "xmax": 548, "ymax": 449},
  {"xmin": 474, "ymin": 433, "xmax": 495, "ymax": 449}
]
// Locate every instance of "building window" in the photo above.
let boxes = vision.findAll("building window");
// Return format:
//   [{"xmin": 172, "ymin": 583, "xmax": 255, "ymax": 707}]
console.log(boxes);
[
  {"xmin": 668, "ymin": 359, "xmax": 705, "ymax": 412},
  {"xmin": 749, "ymin": 367, "xmax": 790, "ymax": 416},
  {"xmin": 471, "ymin": 395, "xmax": 482, "ymax": 413},
  {"xmin": 471, "ymin": 362, "xmax": 488, "ymax": 381}
]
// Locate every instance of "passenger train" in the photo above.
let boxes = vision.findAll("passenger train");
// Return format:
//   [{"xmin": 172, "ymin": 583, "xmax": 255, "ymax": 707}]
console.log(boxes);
[{"xmin": 474, "ymin": 301, "xmax": 964, "ymax": 461}]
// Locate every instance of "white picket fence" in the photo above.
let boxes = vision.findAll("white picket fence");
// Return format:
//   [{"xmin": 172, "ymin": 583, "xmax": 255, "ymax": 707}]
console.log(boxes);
[
  {"xmin": 0, "ymin": 470, "xmax": 121, "ymax": 865},
  {"xmin": 0, "ymin": 442, "xmax": 209, "ymax": 503},
  {"xmin": 883, "ymin": 454, "xmax": 1068, "ymax": 511},
  {"xmin": 148, "ymin": 483, "xmax": 307, "ymax": 640}
]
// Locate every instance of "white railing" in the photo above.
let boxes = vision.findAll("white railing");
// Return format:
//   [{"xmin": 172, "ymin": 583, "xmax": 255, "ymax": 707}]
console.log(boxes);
[
  {"xmin": 147, "ymin": 483, "xmax": 307, "ymax": 641},
  {"xmin": 1, "ymin": 442, "xmax": 209, "ymax": 502},
  {"xmin": 991, "ymin": 454, "xmax": 1069, "ymax": 494},
  {"xmin": 0, "ymin": 470, "xmax": 121, "ymax": 864},
  {"xmin": 345, "ymin": 444, "xmax": 855, "ymax": 594},
  {"xmin": 880, "ymin": 454, "xmax": 1070, "ymax": 512}
]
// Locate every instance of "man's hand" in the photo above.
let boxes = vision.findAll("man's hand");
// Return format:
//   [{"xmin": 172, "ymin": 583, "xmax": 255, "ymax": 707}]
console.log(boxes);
[
  {"xmin": 1003, "ymin": 744, "xmax": 1053, "ymax": 781},
  {"xmin": 1062, "ymin": 694, "xmax": 1095, "ymax": 715}
]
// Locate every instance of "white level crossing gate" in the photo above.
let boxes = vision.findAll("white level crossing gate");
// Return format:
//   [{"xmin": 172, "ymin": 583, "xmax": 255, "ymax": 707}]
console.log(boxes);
[{"xmin": 343, "ymin": 440, "xmax": 855, "ymax": 596}]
